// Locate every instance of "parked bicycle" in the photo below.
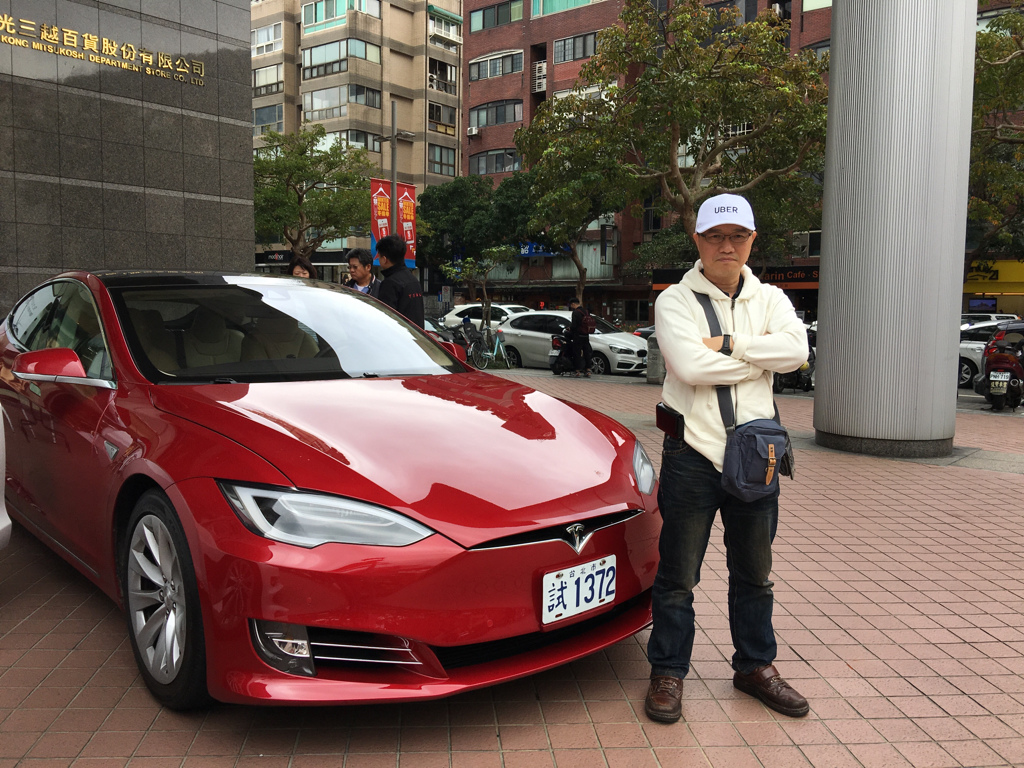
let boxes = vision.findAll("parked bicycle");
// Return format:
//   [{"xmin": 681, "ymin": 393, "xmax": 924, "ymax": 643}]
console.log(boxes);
[{"xmin": 469, "ymin": 327, "xmax": 507, "ymax": 369}]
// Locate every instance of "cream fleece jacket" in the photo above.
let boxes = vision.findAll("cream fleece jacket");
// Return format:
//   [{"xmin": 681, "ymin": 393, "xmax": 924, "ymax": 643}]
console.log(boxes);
[{"xmin": 656, "ymin": 261, "xmax": 809, "ymax": 471}]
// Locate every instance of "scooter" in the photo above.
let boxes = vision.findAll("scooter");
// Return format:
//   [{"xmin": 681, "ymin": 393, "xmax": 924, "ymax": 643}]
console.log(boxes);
[
  {"xmin": 773, "ymin": 346, "xmax": 815, "ymax": 393},
  {"xmin": 549, "ymin": 329, "xmax": 576, "ymax": 375},
  {"xmin": 976, "ymin": 337, "xmax": 1024, "ymax": 412}
]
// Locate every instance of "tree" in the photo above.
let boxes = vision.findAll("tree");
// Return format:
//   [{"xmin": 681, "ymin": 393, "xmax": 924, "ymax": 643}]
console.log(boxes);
[
  {"xmin": 417, "ymin": 175, "xmax": 496, "ymax": 270},
  {"xmin": 968, "ymin": 4, "xmax": 1024, "ymax": 278},
  {"xmin": 439, "ymin": 246, "xmax": 518, "ymax": 334},
  {"xmin": 517, "ymin": 93, "xmax": 641, "ymax": 302},
  {"xmin": 419, "ymin": 173, "xmax": 543, "ymax": 326},
  {"xmin": 254, "ymin": 124, "xmax": 375, "ymax": 261},
  {"xmin": 530, "ymin": 0, "xmax": 827, "ymax": 242}
]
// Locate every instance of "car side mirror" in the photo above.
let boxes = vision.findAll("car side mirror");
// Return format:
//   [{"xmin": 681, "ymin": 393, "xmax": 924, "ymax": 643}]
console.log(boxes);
[
  {"xmin": 14, "ymin": 348, "xmax": 88, "ymax": 379},
  {"xmin": 12, "ymin": 348, "xmax": 115, "ymax": 389},
  {"xmin": 438, "ymin": 340, "xmax": 466, "ymax": 362}
]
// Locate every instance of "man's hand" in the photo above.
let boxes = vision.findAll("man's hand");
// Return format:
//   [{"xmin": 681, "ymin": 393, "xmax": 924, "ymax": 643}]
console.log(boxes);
[{"xmin": 703, "ymin": 336, "xmax": 724, "ymax": 352}]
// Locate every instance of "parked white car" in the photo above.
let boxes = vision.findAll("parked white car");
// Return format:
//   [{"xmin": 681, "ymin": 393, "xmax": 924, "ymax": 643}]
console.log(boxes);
[
  {"xmin": 1, "ymin": 404, "xmax": 10, "ymax": 549},
  {"xmin": 498, "ymin": 310, "xmax": 648, "ymax": 375},
  {"xmin": 959, "ymin": 320, "xmax": 1002, "ymax": 387},
  {"xmin": 441, "ymin": 303, "xmax": 532, "ymax": 331},
  {"xmin": 961, "ymin": 313, "xmax": 1019, "ymax": 329}
]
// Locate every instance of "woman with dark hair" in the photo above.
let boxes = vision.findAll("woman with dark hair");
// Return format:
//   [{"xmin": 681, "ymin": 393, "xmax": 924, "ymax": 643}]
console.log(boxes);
[{"xmin": 286, "ymin": 255, "xmax": 317, "ymax": 279}]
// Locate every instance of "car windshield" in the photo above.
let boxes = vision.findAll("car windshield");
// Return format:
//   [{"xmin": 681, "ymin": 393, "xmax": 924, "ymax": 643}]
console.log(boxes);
[
  {"xmin": 592, "ymin": 317, "xmax": 620, "ymax": 335},
  {"xmin": 110, "ymin": 277, "xmax": 462, "ymax": 383}
]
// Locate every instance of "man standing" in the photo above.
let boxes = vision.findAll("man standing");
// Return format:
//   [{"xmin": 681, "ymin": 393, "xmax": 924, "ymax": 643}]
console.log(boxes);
[
  {"xmin": 345, "ymin": 248, "xmax": 381, "ymax": 298},
  {"xmin": 568, "ymin": 298, "xmax": 593, "ymax": 378},
  {"xmin": 376, "ymin": 234, "xmax": 424, "ymax": 328},
  {"xmin": 645, "ymin": 194, "xmax": 809, "ymax": 723}
]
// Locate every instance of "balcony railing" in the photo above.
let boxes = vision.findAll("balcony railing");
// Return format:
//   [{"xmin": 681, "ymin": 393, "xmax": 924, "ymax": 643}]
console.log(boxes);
[{"xmin": 428, "ymin": 74, "xmax": 457, "ymax": 95}]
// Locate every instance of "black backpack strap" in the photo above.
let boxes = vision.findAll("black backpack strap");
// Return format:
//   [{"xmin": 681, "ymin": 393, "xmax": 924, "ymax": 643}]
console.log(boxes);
[
  {"xmin": 692, "ymin": 290, "xmax": 783, "ymax": 431},
  {"xmin": 692, "ymin": 292, "xmax": 736, "ymax": 432}
]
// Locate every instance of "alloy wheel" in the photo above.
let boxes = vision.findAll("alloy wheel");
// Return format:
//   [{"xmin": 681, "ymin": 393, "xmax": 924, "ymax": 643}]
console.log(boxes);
[{"xmin": 126, "ymin": 514, "xmax": 187, "ymax": 684}]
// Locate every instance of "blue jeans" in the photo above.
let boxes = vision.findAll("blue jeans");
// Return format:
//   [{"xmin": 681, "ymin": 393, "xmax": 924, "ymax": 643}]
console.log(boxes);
[{"xmin": 647, "ymin": 434, "xmax": 779, "ymax": 678}]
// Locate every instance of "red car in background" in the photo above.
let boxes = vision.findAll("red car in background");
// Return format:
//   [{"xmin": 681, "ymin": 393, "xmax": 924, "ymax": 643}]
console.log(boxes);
[{"xmin": 0, "ymin": 271, "xmax": 659, "ymax": 709}]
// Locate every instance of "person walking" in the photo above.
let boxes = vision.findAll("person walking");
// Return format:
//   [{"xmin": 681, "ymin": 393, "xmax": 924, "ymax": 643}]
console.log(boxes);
[
  {"xmin": 376, "ymin": 234, "xmax": 424, "ymax": 328},
  {"xmin": 569, "ymin": 298, "xmax": 593, "ymax": 377},
  {"xmin": 345, "ymin": 248, "xmax": 382, "ymax": 298},
  {"xmin": 644, "ymin": 193, "xmax": 810, "ymax": 723}
]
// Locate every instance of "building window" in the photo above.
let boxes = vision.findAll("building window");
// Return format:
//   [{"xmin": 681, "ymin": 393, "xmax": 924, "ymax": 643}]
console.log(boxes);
[
  {"xmin": 553, "ymin": 32, "xmax": 596, "ymax": 64},
  {"xmin": 469, "ymin": 0, "xmax": 522, "ymax": 32},
  {"xmin": 469, "ymin": 100, "xmax": 523, "ymax": 128},
  {"xmin": 348, "ymin": 84, "xmax": 382, "ymax": 108},
  {"xmin": 253, "ymin": 104, "xmax": 284, "ymax": 135},
  {"xmin": 252, "ymin": 63, "xmax": 283, "ymax": 96},
  {"xmin": 804, "ymin": 40, "xmax": 830, "ymax": 58},
  {"xmin": 531, "ymin": 0, "xmax": 593, "ymax": 17},
  {"xmin": 346, "ymin": 130, "xmax": 382, "ymax": 152},
  {"xmin": 642, "ymin": 197, "xmax": 661, "ymax": 233},
  {"xmin": 301, "ymin": 39, "xmax": 381, "ymax": 79},
  {"xmin": 303, "ymin": 87, "xmax": 348, "ymax": 121},
  {"xmin": 429, "ymin": 14, "xmax": 462, "ymax": 51},
  {"xmin": 303, "ymin": 40, "xmax": 347, "ymax": 78},
  {"xmin": 301, "ymin": 0, "xmax": 380, "ymax": 31},
  {"xmin": 428, "ymin": 59, "xmax": 458, "ymax": 95},
  {"xmin": 468, "ymin": 51, "xmax": 523, "ymax": 81},
  {"xmin": 469, "ymin": 148, "xmax": 520, "ymax": 175},
  {"xmin": 428, "ymin": 102, "xmax": 457, "ymax": 135},
  {"xmin": 251, "ymin": 23, "xmax": 282, "ymax": 56},
  {"xmin": 429, "ymin": 145, "xmax": 457, "ymax": 176}
]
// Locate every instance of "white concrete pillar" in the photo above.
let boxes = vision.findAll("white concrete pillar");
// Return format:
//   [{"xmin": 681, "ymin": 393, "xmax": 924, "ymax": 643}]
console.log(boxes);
[{"xmin": 814, "ymin": 0, "xmax": 978, "ymax": 458}]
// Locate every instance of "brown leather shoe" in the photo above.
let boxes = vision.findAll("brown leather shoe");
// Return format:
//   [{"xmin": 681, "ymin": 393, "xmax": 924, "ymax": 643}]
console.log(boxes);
[
  {"xmin": 733, "ymin": 665, "xmax": 809, "ymax": 717},
  {"xmin": 644, "ymin": 675, "xmax": 683, "ymax": 723}
]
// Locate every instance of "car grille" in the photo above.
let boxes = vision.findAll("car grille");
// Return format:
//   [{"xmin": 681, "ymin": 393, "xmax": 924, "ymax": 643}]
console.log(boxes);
[
  {"xmin": 430, "ymin": 593, "xmax": 646, "ymax": 670},
  {"xmin": 469, "ymin": 509, "xmax": 642, "ymax": 552}
]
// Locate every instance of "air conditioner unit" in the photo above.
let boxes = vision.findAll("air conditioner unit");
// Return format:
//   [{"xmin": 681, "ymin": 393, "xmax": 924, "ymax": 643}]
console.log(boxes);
[
  {"xmin": 466, "ymin": 126, "xmax": 479, "ymax": 137},
  {"xmin": 532, "ymin": 60, "xmax": 547, "ymax": 94}
]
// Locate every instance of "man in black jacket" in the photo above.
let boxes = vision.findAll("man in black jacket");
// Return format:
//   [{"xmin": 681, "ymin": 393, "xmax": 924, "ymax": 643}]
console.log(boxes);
[
  {"xmin": 569, "ymin": 298, "xmax": 593, "ymax": 377},
  {"xmin": 376, "ymin": 235, "xmax": 424, "ymax": 328}
]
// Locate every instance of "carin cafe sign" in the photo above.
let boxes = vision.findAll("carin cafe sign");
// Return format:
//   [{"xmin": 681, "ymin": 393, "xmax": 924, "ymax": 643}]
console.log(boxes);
[{"xmin": 0, "ymin": 14, "xmax": 206, "ymax": 85}]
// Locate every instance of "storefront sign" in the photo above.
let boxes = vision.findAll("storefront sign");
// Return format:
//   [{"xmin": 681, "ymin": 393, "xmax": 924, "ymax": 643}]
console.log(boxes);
[{"xmin": 0, "ymin": 14, "xmax": 205, "ymax": 85}]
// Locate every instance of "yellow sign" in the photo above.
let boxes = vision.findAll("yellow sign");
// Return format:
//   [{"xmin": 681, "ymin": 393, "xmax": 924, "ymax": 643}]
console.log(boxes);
[{"xmin": 0, "ymin": 14, "xmax": 205, "ymax": 86}]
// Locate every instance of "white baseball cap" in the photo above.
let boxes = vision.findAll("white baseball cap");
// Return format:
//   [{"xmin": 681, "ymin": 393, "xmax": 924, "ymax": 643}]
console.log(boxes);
[{"xmin": 695, "ymin": 194, "xmax": 756, "ymax": 233}]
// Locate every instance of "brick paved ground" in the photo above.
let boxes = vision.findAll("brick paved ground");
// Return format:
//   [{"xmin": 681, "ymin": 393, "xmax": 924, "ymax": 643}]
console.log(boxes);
[{"xmin": 2, "ymin": 374, "xmax": 1023, "ymax": 768}]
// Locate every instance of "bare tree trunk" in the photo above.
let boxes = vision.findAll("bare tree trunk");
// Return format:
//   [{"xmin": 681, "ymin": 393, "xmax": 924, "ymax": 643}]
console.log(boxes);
[{"xmin": 569, "ymin": 241, "xmax": 587, "ymax": 303}]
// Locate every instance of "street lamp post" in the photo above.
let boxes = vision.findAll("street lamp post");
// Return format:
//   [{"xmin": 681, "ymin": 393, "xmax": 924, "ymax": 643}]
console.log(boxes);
[{"xmin": 386, "ymin": 100, "xmax": 416, "ymax": 238}]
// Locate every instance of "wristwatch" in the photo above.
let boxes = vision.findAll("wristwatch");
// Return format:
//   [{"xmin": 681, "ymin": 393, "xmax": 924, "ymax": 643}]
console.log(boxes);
[{"xmin": 720, "ymin": 334, "xmax": 733, "ymax": 356}]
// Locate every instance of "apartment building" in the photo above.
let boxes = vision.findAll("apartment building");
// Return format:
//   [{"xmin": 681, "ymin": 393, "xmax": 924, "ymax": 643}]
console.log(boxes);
[{"xmin": 251, "ymin": 0, "xmax": 463, "ymax": 278}]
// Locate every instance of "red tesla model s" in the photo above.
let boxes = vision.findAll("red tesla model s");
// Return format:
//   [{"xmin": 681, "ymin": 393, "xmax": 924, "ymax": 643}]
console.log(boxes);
[{"xmin": 0, "ymin": 271, "xmax": 659, "ymax": 709}]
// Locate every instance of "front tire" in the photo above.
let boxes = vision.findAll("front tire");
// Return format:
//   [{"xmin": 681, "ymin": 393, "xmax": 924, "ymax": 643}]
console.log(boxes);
[
  {"xmin": 121, "ymin": 490, "xmax": 209, "ymax": 710},
  {"xmin": 958, "ymin": 358, "xmax": 976, "ymax": 388},
  {"xmin": 589, "ymin": 352, "xmax": 609, "ymax": 376},
  {"xmin": 471, "ymin": 343, "xmax": 489, "ymax": 369},
  {"xmin": 992, "ymin": 393, "xmax": 1007, "ymax": 412}
]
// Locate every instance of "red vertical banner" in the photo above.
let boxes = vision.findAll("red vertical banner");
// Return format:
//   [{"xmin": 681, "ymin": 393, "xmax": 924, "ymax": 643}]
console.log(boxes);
[
  {"xmin": 397, "ymin": 182, "xmax": 417, "ymax": 261},
  {"xmin": 370, "ymin": 179, "xmax": 391, "ymax": 248}
]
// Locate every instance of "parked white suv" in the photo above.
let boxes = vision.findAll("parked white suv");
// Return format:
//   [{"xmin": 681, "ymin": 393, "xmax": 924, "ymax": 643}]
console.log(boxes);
[
  {"xmin": 959, "ymin": 320, "xmax": 1002, "ymax": 387},
  {"xmin": 441, "ymin": 303, "xmax": 532, "ymax": 331},
  {"xmin": 498, "ymin": 310, "xmax": 648, "ymax": 375}
]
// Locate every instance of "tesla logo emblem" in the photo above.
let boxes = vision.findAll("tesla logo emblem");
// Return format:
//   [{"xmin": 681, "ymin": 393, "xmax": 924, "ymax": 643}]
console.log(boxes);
[{"xmin": 566, "ymin": 523, "xmax": 586, "ymax": 554}]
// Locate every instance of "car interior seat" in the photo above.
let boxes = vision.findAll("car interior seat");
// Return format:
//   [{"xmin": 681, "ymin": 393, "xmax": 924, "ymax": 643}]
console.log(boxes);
[
  {"xmin": 241, "ymin": 315, "xmax": 319, "ymax": 361},
  {"xmin": 128, "ymin": 308, "xmax": 180, "ymax": 373},
  {"xmin": 182, "ymin": 307, "xmax": 244, "ymax": 368}
]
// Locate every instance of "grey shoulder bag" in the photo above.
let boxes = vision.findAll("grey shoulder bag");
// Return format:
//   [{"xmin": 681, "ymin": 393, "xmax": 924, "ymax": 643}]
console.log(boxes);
[{"xmin": 693, "ymin": 292, "xmax": 795, "ymax": 501}]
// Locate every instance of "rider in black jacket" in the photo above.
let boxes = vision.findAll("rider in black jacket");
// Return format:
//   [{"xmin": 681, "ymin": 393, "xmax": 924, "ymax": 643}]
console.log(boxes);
[{"xmin": 376, "ymin": 234, "xmax": 424, "ymax": 328}]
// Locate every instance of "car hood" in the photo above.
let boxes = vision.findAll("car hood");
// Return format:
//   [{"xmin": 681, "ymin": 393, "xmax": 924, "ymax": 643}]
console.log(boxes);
[
  {"xmin": 150, "ymin": 373, "xmax": 645, "ymax": 547},
  {"xmin": 591, "ymin": 332, "xmax": 648, "ymax": 351}
]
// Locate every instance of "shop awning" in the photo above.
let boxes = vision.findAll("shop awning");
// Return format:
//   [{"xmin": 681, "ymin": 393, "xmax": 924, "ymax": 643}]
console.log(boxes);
[{"xmin": 427, "ymin": 5, "xmax": 463, "ymax": 23}]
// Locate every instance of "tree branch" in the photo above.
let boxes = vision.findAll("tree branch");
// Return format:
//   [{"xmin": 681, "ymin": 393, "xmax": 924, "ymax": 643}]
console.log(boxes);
[{"xmin": 706, "ymin": 138, "xmax": 817, "ymax": 195}]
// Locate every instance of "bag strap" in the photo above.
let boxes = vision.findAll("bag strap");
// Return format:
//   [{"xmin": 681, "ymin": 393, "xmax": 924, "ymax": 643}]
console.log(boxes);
[{"xmin": 692, "ymin": 291, "xmax": 782, "ymax": 433}]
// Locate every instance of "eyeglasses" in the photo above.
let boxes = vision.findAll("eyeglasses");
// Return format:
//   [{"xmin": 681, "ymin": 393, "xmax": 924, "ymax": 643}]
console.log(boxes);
[{"xmin": 698, "ymin": 231, "xmax": 753, "ymax": 245}]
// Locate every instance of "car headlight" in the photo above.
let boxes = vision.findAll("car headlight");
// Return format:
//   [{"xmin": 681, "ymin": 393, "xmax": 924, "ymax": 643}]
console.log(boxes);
[
  {"xmin": 633, "ymin": 443, "xmax": 656, "ymax": 496},
  {"xmin": 220, "ymin": 483, "xmax": 434, "ymax": 548},
  {"xmin": 609, "ymin": 345, "xmax": 634, "ymax": 355}
]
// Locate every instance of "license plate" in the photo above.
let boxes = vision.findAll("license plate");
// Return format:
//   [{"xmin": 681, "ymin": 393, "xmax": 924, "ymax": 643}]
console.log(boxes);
[
  {"xmin": 991, "ymin": 371, "xmax": 1011, "ymax": 381},
  {"xmin": 542, "ymin": 556, "xmax": 616, "ymax": 625}
]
